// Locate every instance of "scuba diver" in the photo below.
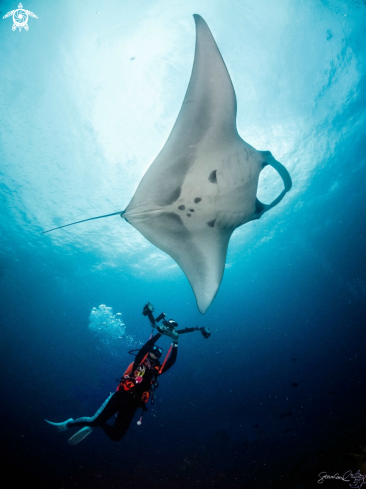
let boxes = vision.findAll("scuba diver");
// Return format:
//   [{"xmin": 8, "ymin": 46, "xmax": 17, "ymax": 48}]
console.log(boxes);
[{"xmin": 45, "ymin": 303, "xmax": 210, "ymax": 445}]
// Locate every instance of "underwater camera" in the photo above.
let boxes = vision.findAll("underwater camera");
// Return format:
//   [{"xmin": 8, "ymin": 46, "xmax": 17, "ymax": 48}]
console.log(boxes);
[
  {"xmin": 162, "ymin": 318, "xmax": 178, "ymax": 330},
  {"xmin": 142, "ymin": 302, "xmax": 211, "ymax": 339}
]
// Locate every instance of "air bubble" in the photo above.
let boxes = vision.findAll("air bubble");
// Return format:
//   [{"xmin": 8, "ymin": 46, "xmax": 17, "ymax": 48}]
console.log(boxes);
[{"xmin": 88, "ymin": 304, "xmax": 135, "ymax": 353}]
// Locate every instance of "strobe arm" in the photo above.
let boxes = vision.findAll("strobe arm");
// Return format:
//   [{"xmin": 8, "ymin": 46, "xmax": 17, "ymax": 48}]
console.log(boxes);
[
  {"xmin": 176, "ymin": 327, "xmax": 211, "ymax": 339},
  {"xmin": 175, "ymin": 327, "xmax": 196, "ymax": 334}
]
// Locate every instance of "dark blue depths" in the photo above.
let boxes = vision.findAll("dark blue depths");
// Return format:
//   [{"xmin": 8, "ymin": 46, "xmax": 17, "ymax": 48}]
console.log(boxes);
[{"xmin": 1, "ymin": 124, "xmax": 366, "ymax": 488}]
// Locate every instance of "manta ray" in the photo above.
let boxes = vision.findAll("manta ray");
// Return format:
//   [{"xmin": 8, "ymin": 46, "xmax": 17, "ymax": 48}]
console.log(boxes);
[{"xmin": 44, "ymin": 14, "xmax": 292, "ymax": 314}]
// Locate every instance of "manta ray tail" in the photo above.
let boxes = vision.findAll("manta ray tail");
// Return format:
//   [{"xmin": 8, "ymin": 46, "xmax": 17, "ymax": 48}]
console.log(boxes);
[{"xmin": 42, "ymin": 211, "xmax": 125, "ymax": 234}]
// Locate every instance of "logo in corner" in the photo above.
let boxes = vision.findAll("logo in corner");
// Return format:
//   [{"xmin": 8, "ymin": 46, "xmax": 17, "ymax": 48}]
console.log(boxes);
[{"xmin": 2, "ymin": 3, "xmax": 38, "ymax": 31}]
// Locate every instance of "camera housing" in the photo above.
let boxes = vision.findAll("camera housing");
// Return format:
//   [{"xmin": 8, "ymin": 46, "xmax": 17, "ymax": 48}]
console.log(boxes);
[{"xmin": 162, "ymin": 319, "xmax": 178, "ymax": 330}]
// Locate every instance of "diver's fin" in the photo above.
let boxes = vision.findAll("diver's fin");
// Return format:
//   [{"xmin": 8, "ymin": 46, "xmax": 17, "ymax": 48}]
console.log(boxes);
[
  {"xmin": 44, "ymin": 418, "xmax": 73, "ymax": 432},
  {"xmin": 68, "ymin": 427, "xmax": 94, "ymax": 445},
  {"xmin": 42, "ymin": 210, "xmax": 125, "ymax": 234}
]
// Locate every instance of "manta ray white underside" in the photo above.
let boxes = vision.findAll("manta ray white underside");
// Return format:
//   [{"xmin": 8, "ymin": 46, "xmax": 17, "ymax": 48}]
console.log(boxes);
[{"xmin": 44, "ymin": 14, "xmax": 292, "ymax": 314}]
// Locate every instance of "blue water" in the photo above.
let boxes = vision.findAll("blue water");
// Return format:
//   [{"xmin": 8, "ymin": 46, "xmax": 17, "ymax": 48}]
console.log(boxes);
[{"xmin": 1, "ymin": 0, "xmax": 366, "ymax": 487}]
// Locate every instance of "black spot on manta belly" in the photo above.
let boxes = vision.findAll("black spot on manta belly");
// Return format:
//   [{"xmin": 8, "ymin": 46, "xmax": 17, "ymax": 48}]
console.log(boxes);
[
  {"xmin": 178, "ymin": 205, "xmax": 185, "ymax": 210},
  {"xmin": 187, "ymin": 213, "xmax": 191, "ymax": 217},
  {"xmin": 208, "ymin": 170, "xmax": 217, "ymax": 183},
  {"xmin": 189, "ymin": 209, "xmax": 194, "ymax": 212},
  {"xmin": 207, "ymin": 219, "xmax": 216, "ymax": 227},
  {"xmin": 194, "ymin": 197, "xmax": 202, "ymax": 203}
]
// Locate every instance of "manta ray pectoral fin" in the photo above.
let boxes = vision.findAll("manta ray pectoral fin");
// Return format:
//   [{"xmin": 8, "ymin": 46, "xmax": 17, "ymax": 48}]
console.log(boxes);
[
  {"xmin": 42, "ymin": 210, "xmax": 125, "ymax": 234},
  {"xmin": 121, "ymin": 13, "xmax": 241, "ymax": 314},
  {"xmin": 124, "ymin": 207, "xmax": 232, "ymax": 314},
  {"xmin": 254, "ymin": 154, "xmax": 292, "ymax": 220}
]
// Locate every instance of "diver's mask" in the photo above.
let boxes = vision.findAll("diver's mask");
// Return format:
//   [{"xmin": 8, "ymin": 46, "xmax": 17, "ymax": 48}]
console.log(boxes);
[{"xmin": 149, "ymin": 345, "xmax": 163, "ymax": 359}]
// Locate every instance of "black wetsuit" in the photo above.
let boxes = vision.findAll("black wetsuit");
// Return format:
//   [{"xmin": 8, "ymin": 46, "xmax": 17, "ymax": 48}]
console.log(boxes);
[{"xmin": 68, "ymin": 333, "xmax": 177, "ymax": 441}]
